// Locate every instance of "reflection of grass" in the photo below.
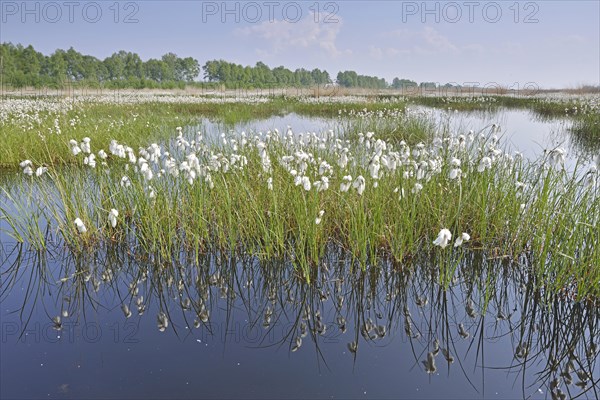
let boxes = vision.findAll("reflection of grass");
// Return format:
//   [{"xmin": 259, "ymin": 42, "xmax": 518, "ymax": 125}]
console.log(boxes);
[
  {"xmin": 4, "ymin": 238, "xmax": 598, "ymax": 399},
  {"xmin": 402, "ymin": 95, "xmax": 600, "ymax": 155},
  {"xmin": 570, "ymin": 112, "xmax": 600, "ymax": 153},
  {"xmin": 405, "ymin": 94, "xmax": 599, "ymax": 120}
]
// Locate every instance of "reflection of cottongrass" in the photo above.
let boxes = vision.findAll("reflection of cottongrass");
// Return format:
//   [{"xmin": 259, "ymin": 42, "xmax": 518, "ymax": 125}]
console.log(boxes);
[
  {"xmin": 2, "ymin": 240, "xmax": 598, "ymax": 397},
  {"xmin": 121, "ymin": 304, "xmax": 132, "ymax": 318},
  {"xmin": 458, "ymin": 323, "xmax": 469, "ymax": 339},
  {"xmin": 422, "ymin": 351, "xmax": 436, "ymax": 374},
  {"xmin": 52, "ymin": 316, "xmax": 62, "ymax": 331},
  {"xmin": 347, "ymin": 341, "xmax": 357, "ymax": 354},
  {"xmin": 157, "ymin": 312, "xmax": 168, "ymax": 332}
]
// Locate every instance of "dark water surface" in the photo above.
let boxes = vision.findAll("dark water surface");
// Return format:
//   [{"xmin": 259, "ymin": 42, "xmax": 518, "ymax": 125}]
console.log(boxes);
[{"xmin": 1, "ymin": 240, "xmax": 598, "ymax": 399}]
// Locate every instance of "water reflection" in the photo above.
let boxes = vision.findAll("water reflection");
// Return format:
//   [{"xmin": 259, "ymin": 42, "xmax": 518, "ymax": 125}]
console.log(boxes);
[
  {"xmin": 1, "ymin": 241, "xmax": 597, "ymax": 399},
  {"xmin": 191, "ymin": 108, "xmax": 597, "ymax": 167},
  {"xmin": 413, "ymin": 106, "xmax": 599, "ymax": 161}
]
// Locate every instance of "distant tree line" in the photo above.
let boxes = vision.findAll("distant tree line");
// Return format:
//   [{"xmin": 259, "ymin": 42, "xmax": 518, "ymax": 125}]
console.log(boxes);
[
  {"xmin": 0, "ymin": 43, "xmax": 200, "ymax": 88},
  {"xmin": 336, "ymin": 71, "xmax": 388, "ymax": 89},
  {"xmin": 202, "ymin": 60, "xmax": 332, "ymax": 88},
  {"xmin": 391, "ymin": 78, "xmax": 418, "ymax": 89},
  {"xmin": 203, "ymin": 62, "xmax": 424, "ymax": 90},
  {"xmin": 1, "ymin": 43, "xmax": 453, "ymax": 91}
]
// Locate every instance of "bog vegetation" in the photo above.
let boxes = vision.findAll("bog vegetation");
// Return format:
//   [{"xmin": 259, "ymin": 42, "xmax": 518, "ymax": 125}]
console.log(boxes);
[{"xmin": 1, "ymin": 93, "xmax": 598, "ymax": 299}]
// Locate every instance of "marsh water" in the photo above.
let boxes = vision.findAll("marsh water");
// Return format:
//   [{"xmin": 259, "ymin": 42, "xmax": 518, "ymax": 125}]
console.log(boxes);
[
  {"xmin": 1, "ymin": 107, "xmax": 598, "ymax": 399},
  {"xmin": 197, "ymin": 106, "xmax": 596, "ymax": 166}
]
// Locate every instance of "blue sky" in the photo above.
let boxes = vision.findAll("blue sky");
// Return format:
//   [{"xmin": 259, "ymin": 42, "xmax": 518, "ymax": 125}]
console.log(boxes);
[{"xmin": 1, "ymin": 0, "xmax": 599, "ymax": 88}]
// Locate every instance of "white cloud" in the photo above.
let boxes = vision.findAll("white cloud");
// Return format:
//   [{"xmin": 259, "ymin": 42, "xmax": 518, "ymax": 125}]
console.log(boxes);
[
  {"xmin": 496, "ymin": 41, "xmax": 525, "ymax": 55},
  {"xmin": 549, "ymin": 34, "xmax": 590, "ymax": 48},
  {"xmin": 384, "ymin": 27, "xmax": 470, "ymax": 55},
  {"xmin": 368, "ymin": 46, "xmax": 383, "ymax": 59},
  {"xmin": 421, "ymin": 26, "xmax": 459, "ymax": 53},
  {"xmin": 235, "ymin": 13, "xmax": 349, "ymax": 58},
  {"xmin": 558, "ymin": 34, "xmax": 586, "ymax": 45},
  {"xmin": 368, "ymin": 46, "xmax": 407, "ymax": 60},
  {"xmin": 386, "ymin": 48, "xmax": 403, "ymax": 57},
  {"xmin": 462, "ymin": 44, "xmax": 485, "ymax": 54}
]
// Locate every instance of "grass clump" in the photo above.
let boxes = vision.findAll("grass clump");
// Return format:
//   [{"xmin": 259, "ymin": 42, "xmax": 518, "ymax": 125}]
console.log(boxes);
[
  {"xmin": 336, "ymin": 107, "xmax": 436, "ymax": 145},
  {"xmin": 2, "ymin": 121, "xmax": 598, "ymax": 297},
  {"xmin": 0, "ymin": 95, "xmax": 413, "ymax": 167}
]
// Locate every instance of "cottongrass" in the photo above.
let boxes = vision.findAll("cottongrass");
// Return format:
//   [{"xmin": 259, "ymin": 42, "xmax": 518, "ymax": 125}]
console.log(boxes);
[{"xmin": 2, "ymin": 122, "xmax": 599, "ymax": 296}]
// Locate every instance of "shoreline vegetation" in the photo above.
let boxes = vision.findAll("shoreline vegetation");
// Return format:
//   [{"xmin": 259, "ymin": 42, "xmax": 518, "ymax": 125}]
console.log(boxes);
[
  {"xmin": 2, "ymin": 84, "xmax": 599, "ymax": 97},
  {"xmin": 1, "ymin": 87, "xmax": 598, "ymax": 301},
  {"xmin": 1, "ymin": 92, "xmax": 598, "ymax": 167},
  {"xmin": 1, "ymin": 95, "xmax": 598, "ymax": 298}
]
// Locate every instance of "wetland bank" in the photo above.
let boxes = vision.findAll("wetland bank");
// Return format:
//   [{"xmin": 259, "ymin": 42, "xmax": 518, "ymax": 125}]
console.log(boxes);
[{"xmin": 1, "ymin": 92, "xmax": 598, "ymax": 399}]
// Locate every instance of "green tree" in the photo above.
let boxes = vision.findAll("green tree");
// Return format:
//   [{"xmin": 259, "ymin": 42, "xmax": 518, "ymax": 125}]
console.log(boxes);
[
  {"xmin": 392, "ymin": 78, "xmax": 417, "ymax": 89},
  {"xmin": 161, "ymin": 52, "xmax": 178, "ymax": 82}
]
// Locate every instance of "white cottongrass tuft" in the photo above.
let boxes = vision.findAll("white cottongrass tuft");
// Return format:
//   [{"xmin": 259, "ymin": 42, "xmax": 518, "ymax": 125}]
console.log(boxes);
[
  {"xmin": 20, "ymin": 160, "xmax": 34, "ymax": 176},
  {"xmin": 120, "ymin": 176, "xmax": 131, "ymax": 188},
  {"xmin": 412, "ymin": 183, "xmax": 423, "ymax": 194},
  {"xmin": 74, "ymin": 218, "xmax": 87, "ymax": 233},
  {"xmin": 340, "ymin": 175, "xmax": 352, "ymax": 192},
  {"xmin": 433, "ymin": 228, "xmax": 452, "ymax": 248},
  {"xmin": 69, "ymin": 139, "xmax": 81, "ymax": 156},
  {"xmin": 80, "ymin": 137, "xmax": 91, "ymax": 154},
  {"xmin": 449, "ymin": 168, "xmax": 462, "ymax": 180},
  {"xmin": 477, "ymin": 157, "xmax": 492, "ymax": 172},
  {"xmin": 353, "ymin": 175, "xmax": 366, "ymax": 195},
  {"xmin": 84, "ymin": 154, "xmax": 96, "ymax": 168},
  {"xmin": 547, "ymin": 148, "xmax": 565, "ymax": 167},
  {"xmin": 301, "ymin": 176, "xmax": 311, "ymax": 191},
  {"xmin": 108, "ymin": 209, "xmax": 119, "ymax": 228},
  {"xmin": 315, "ymin": 210, "xmax": 325, "ymax": 225},
  {"xmin": 454, "ymin": 232, "xmax": 471, "ymax": 247},
  {"xmin": 35, "ymin": 166, "xmax": 47, "ymax": 177},
  {"xmin": 314, "ymin": 176, "xmax": 329, "ymax": 192}
]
